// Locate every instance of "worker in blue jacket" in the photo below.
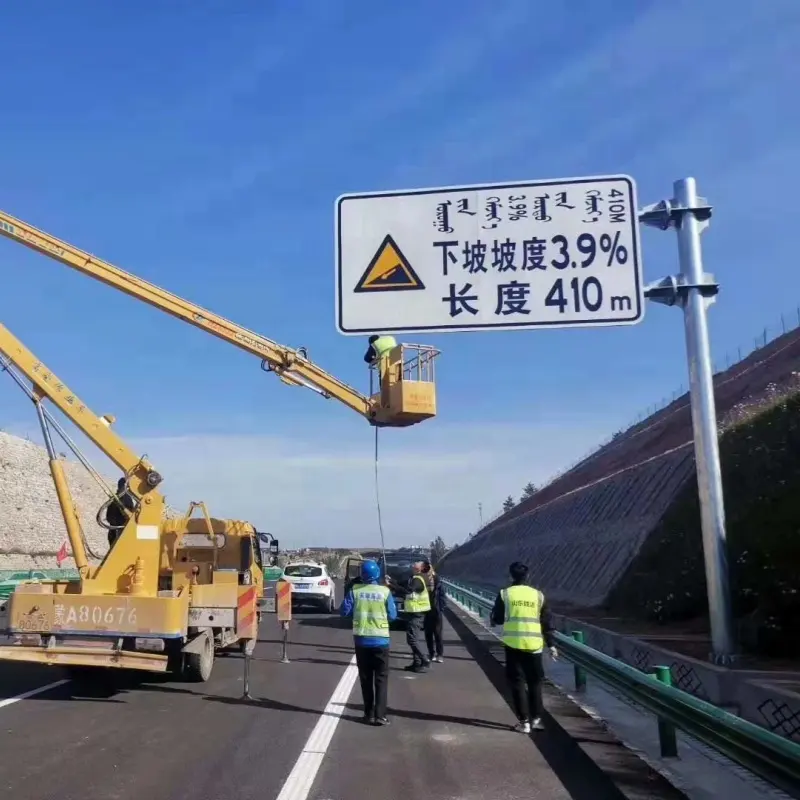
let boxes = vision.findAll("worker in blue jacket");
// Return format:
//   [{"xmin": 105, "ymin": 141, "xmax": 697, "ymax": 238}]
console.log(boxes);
[{"xmin": 340, "ymin": 560, "xmax": 398, "ymax": 726}]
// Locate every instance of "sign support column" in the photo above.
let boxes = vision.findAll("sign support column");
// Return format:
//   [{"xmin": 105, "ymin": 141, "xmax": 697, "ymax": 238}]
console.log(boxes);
[{"xmin": 641, "ymin": 177, "xmax": 735, "ymax": 664}]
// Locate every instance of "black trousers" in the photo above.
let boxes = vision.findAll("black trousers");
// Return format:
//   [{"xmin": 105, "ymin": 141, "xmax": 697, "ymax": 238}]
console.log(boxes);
[
  {"xmin": 424, "ymin": 609, "xmax": 443, "ymax": 658},
  {"xmin": 405, "ymin": 613, "xmax": 428, "ymax": 666},
  {"xmin": 505, "ymin": 646, "xmax": 544, "ymax": 722},
  {"xmin": 354, "ymin": 645, "xmax": 389, "ymax": 719}
]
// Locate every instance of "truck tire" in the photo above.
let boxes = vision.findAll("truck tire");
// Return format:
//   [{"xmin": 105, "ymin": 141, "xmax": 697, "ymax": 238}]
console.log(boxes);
[{"xmin": 184, "ymin": 633, "xmax": 214, "ymax": 682}]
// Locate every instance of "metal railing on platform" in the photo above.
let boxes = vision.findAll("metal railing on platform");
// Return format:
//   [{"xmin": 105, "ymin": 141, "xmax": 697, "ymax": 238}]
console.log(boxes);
[{"xmin": 442, "ymin": 578, "xmax": 800, "ymax": 798}]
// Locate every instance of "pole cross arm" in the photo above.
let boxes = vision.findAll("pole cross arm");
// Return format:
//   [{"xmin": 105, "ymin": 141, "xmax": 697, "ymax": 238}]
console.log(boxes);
[
  {"xmin": 639, "ymin": 198, "xmax": 713, "ymax": 233},
  {"xmin": 644, "ymin": 274, "xmax": 719, "ymax": 307}
]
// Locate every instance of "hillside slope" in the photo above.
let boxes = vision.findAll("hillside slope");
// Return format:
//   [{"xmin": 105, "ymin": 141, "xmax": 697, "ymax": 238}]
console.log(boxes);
[
  {"xmin": 441, "ymin": 326, "xmax": 800, "ymax": 656},
  {"xmin": 608, "ymin": 392, "xmax": 800, "ymax": 656},
  {"xmin": 0, "ymin": 431, "xmax": 179, "ymax": 570}
]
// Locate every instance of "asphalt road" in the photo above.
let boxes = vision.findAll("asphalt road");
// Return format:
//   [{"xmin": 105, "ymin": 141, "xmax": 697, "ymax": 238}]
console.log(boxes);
[{"xmin": 0, "ymin": 599, "xmax": 687, "ymax": 800}]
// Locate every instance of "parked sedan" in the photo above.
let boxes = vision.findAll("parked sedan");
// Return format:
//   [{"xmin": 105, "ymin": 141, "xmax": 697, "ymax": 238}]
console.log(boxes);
[{"xmin": 281, "ymin": 562, "xmax": 336, "ymax": 613}]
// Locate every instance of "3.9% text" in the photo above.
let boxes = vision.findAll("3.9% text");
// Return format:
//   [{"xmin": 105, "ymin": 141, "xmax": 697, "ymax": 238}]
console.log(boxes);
[{"xmin": 550, "ymin": 231, "xmax": 629, "ymax": 270}]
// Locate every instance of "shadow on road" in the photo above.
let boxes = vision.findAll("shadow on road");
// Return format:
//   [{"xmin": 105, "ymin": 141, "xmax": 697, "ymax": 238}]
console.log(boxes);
[
  {"xmin": 198, "ymin": 691, "xmax": 526, "ymax": 733},
  {"xmin": 443, "ymin": 606, "xmax": 679, "ymax": 800}
]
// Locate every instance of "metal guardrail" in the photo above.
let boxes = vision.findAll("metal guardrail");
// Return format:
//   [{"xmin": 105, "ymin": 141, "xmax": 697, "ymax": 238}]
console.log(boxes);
[{"xmin": 442, "ymin": 578, "xmax": 800, "ymax": 798}]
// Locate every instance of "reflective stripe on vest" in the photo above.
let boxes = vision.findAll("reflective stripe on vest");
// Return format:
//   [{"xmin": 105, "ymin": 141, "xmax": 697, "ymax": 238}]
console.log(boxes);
[
  {"xmin": 501, "ymin": 585, "xmax": 544, "ymax": 652},
  {"xmin": 352, "ymin": 584, "xmax": 391, "ymax": 638},
  {"xmin": 373, "ymin": 336, "xmax": 397, "ymax": 360},
  {"xmin": 404, "ymin": 574, "xmax": 431, "ymax": 613}
]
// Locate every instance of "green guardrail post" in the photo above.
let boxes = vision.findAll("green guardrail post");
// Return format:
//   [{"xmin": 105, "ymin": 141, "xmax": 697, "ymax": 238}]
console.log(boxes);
[
  {"xmin": 571, "ymin": 631, "xmax": 587, "ymax": 691},
  {"xmin": 653, "ymin": 665, "xmax": 679, "ymax": 758}
]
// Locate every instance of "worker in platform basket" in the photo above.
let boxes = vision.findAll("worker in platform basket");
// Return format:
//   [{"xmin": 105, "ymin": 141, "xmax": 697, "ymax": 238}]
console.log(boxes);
[
  {"xmin": 340, "ymin": 559, "xmax": 398, "ymax": 726},
  {"xmin": 363, "ymin": 334, "xmax": 397, "ymax": 367},
  {"xmin": 490, "ymin": 561, "xmax": 557, "ymax": 734},
  {"xmin": 364, "ymin": 334, "xmax": 398, "ymax": 406}
]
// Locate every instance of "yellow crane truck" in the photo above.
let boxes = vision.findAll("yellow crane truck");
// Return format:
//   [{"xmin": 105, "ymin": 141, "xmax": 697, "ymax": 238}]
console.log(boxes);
[
  {"xmin": 0, "ymin": 208, "xmax": 440, "ymax": 680},
  {"xmin": 0, "ymin": 322, "xmax": 264, "ymax": 681}
]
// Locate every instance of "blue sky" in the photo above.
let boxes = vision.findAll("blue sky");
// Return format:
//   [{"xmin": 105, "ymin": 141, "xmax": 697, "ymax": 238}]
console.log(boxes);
[{"xmin": 1, "ymin": 0, "xmax": 799, "ymax": 548}]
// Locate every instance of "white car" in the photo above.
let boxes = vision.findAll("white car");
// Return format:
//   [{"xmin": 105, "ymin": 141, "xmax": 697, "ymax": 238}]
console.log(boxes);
[{"xmin": 281, "ymin": 562, "xmax": 336, "ymax": 613}]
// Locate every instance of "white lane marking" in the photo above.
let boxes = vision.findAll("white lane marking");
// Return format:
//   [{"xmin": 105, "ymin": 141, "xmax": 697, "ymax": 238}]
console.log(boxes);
[
  {"xmin": 0, "ymin": 679, "xmax": 70, "ymax": 709},
  {"xmin": 275, "ymin": 654, "xmax": 359, "ymax": 800}
]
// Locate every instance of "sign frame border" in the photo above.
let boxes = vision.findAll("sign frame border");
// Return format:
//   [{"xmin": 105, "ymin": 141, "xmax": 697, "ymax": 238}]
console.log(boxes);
[{"xmin": 335, "ymin": 174, "xmax": 644, "ymax": 335}]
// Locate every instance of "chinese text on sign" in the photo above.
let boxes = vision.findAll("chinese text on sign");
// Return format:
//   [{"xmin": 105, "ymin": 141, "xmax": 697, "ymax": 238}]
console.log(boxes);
[{"xmin": 336, "ymin": 175, "xmax": 644, "ymax": 334}]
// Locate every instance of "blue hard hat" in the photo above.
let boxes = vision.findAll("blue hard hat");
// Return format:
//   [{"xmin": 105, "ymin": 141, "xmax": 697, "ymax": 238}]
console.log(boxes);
[{"xmin": 360, "ymin": 559, "xmax": 381, "ymax": 582}]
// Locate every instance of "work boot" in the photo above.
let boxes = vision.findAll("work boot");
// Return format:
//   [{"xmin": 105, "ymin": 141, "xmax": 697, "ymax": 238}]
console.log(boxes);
[{"xmin": 513, "ymin": 720, "xmax": 532, "ymax": 734}]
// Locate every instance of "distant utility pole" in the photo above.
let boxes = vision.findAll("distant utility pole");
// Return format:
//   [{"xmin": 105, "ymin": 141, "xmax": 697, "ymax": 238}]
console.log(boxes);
[{"xmin": 478, "ymin": 502, "xmax": 483, "ymax": 527}]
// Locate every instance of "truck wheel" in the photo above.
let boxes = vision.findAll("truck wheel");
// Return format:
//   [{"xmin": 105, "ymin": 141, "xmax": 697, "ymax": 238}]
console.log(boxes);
[{"xmin": 184, "ymin": 634, "xmax": 214, "ymax": 682}]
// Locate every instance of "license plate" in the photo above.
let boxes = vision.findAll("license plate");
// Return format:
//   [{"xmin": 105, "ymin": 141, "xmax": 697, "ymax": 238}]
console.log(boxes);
[{"xmin": 295, "ymin": 583, "xmax": 310, "ymax": 589}]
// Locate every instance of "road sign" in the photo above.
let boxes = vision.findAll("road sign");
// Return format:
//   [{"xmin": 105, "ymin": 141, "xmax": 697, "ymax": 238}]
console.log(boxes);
[{"xmin": 336, "ymin": 175, "xmax": 644, "ymax": 334}]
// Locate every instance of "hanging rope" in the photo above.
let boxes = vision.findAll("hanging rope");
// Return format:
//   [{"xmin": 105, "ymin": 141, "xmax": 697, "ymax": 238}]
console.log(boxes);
[{"xmin": 374, "ymin": 425, "xmax": 387, "ymax": 562}]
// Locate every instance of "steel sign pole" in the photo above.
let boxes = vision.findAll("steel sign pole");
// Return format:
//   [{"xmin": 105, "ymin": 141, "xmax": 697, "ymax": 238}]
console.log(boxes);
[
  {"xmin": 641, "ymin": 177, "xmax": 736, "ymax": 664},
  {"xmin": 673, "ymin": 178, "xmax": 735, "ymax": 663}
]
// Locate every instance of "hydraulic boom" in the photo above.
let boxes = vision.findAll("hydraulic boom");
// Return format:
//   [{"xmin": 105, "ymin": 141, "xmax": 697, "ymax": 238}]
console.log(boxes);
[
  {"xmin": 0, "ymin": 210, "xmax": 438, "ymax": 426},
  {"xmin": 0, "ymin": 323, "xmax": 265, "ymax": 679}
]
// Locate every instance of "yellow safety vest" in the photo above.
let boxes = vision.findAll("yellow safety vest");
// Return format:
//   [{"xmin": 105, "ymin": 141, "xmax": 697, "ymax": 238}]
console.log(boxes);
[
  {"xmin": 501, "ymin": 585, "xmax": 544, "ymax": 652},
  {"xmin": 352, "ymin": 584, "xmax": 391, "ymax": 638},
  {"xmin": 372, "ymin": 335, "xmax": 397, "ymax": 361},
  {"xmin": 404, "ymin": 574, "xmax": 431, "ymax": 613}
]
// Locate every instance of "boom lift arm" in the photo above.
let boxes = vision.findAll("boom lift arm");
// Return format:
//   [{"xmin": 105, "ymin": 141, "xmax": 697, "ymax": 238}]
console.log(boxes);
[
  {"xmin": 0, "ymin": 211, "xmax": 438, "ymax": 427},
  {"xmin": 0, "ymin": 321, "xmax": 165, "ymax": 584},
  {"xmin": 0, "ymin": 323, "xmax": 267, "ymax": 679}
]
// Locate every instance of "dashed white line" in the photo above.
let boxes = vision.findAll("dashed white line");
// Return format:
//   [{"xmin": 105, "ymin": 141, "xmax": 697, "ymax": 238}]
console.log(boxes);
[
  {"xmin": 0, "ymin": 679, "xmax": 70, "ymax": 709},
  {"xmin": 275, "ymin": 655, "xmax": 359, "ymax": 800}
]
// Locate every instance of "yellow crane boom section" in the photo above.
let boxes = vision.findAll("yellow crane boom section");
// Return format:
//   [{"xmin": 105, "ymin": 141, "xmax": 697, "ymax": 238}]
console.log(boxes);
[
  {"xmin": 0, "ymin": 209, "xmax": 429, "ymax": 423},
  {"xmin": 0, "ymin": 320, "xmax": 165, "ymax": 578}
]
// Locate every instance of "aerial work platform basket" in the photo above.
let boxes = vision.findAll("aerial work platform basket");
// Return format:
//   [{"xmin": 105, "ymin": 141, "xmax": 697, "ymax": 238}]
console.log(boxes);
[{"xmin": 370, "ymin": 344, "xmax": 439, "ymax": 427}]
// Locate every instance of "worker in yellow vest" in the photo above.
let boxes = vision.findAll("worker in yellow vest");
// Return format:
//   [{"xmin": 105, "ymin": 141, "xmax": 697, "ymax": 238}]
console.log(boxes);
[
  {"xmin": 388, "ymin": 561, "xmax": 431, "ymax": 673},
  {"xmin": 340, "ymin": 559, "xmax": 398, "ymax": 725},
  {"xmin": 363, "ymin": 334, "xmax": 397, "ymax": 367},
  {"xmin": 490, "ymin": 561, "xmax": 557, "ymax": 733},
  {"xmin": 363, "ymin": 334, "xmax": 398, "ymax": 408}
]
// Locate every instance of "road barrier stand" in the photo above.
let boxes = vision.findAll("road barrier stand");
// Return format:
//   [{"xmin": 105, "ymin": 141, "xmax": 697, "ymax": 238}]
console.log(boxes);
[
  {"xmin": 276, "ymin": 579, "xmax": 292, "ymax": 664},
  {"xmin": 237, "ymin": 584, "xmax": 258, "ymax": 700},
  {"xmin": 442, "ymin": 578, "xmax": 800, "ymax": 797}
]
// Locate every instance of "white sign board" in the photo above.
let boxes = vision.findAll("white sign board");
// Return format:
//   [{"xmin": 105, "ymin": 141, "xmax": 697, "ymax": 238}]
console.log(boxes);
[{"xmin": 335, "ymin": 175, "xmax": 644, "ymax": 335}]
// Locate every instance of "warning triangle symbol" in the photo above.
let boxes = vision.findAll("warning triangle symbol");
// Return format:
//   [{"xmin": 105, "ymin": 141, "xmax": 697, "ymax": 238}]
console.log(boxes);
[{"xmin": 353, "ymin": 234, "xmax": 425, "ymax": 293}]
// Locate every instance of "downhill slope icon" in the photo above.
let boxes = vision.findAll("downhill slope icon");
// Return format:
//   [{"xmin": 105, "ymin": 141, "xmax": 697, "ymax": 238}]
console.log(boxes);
[{"xmin": 353, "ymin": 234, "xmax": 425, "ymax": 292}]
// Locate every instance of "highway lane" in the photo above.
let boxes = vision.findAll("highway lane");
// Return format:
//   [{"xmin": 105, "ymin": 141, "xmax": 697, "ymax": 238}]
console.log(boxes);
[
  {"xmin": 0, "ymin": 607, "xmax": 354, "ymax": 800},
  {"xmin": 311, "ymin": 607, "xmax": 688, "ymax": 800},
  {"xmin": 0, "ymin": 592, "xmax": 688, "ymax": 800}
]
